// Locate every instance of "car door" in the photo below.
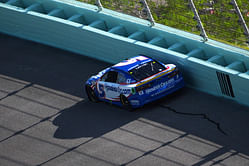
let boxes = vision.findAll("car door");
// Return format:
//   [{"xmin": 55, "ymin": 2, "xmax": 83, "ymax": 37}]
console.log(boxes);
[
  {"xmin": 97, "ymin": 70, "xmax": 120, "ymax": 101},
  {"xmin": 116, "ymin": 71, "xmax": 137, "ymax": 97}
]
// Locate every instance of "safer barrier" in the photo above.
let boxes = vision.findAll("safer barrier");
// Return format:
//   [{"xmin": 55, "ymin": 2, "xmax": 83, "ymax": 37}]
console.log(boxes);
[{"xmin": 0, "ymin": 0, "xmax": 249, "ymax": 107}]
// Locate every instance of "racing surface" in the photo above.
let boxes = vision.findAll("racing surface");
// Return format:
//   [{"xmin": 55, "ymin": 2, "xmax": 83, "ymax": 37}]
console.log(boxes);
[{"xmin": 1, "ymin": 33, "xmax": 249, "ymax": 166}]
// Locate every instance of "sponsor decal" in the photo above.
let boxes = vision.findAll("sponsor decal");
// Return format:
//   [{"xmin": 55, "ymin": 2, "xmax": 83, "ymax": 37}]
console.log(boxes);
[
  {"xmin": 151, "ymin": 85, "xmax": 174, "ymax": 97},
  {"xmin": 131, "ymin": 87, "xmax": 136, "ymax": 95},
  {"xmin": 145, "ymin": 78, "xmax": 174, "ymax": 94},
  {"xmin": 105, "ymin": 85, "xmax": 131, "ymax": 94}
]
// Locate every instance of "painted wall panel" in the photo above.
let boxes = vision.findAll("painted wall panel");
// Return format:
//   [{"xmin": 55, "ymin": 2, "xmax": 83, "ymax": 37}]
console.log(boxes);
[{"xmin": 0, "ymin": 0, "xmax": 248, "ymax": 107}]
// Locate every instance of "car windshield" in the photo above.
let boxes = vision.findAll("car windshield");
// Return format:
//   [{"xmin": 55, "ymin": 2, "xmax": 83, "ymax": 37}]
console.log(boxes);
[{"xmin": 129, "ymin": 61, "xmax": 166, "ymax": 81}]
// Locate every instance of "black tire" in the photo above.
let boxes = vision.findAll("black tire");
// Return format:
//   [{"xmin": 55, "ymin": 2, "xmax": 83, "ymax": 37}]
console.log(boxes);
[
  {"xmin": 85, "ymin": 85, "xmax": 99, "ymax": 102},
  {"xmin": 120, "ymin": 94, "xmax": 133, "ymax": 111}
]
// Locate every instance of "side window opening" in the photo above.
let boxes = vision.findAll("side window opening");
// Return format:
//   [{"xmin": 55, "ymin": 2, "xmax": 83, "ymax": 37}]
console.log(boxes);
[
  {"xmin": 117, "ymin": 72, "xmax": 127, "ymax": 84},
  {"xmin": 101, "ymin": 71, "xmax": 118, "ymax": 83}
]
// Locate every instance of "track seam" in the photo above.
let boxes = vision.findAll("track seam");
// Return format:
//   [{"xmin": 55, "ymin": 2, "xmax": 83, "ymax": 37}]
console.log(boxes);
[{"xmin": 0, "ymin": 83, "xmax": 33, "ymax": 101}]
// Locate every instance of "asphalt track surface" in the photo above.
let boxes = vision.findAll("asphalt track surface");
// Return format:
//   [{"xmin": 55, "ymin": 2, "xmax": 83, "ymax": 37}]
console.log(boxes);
[{"xmin": 1, "ymin": 33, "xmax": 249, "ymax": 166}]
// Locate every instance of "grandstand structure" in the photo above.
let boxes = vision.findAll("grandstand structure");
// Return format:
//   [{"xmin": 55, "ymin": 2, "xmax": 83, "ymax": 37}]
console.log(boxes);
[{"xmin": 79, "ymin": 0, "xmax": 249, "ymax": 49}]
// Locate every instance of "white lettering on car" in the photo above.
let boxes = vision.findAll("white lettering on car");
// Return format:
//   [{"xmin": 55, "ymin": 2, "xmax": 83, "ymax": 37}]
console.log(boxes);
[
  {"xmin": 105, "ymin": 85, "xmax": 131, "ymax": 94},
  {"xmin": 145, "ymin": 78, "xmax": 174, "ymax": 94}
]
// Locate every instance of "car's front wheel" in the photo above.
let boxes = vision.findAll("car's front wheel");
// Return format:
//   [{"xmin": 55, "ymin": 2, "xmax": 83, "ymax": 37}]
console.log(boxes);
[{"xmin": 85, "ymin": 85, "xmax": 99, "ymax": 102}]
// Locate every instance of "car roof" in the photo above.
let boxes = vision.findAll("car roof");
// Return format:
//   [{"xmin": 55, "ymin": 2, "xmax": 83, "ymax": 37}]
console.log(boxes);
[{"xmin": 111, "ymin": 55, "xmax": 153, "ymax": 72}]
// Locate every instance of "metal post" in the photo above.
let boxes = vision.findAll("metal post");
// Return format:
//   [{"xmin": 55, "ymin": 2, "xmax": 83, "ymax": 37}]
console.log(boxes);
[
  {"xmin": 95, "ymin": 0, "xmax": 103, "ymax": 11},
  {"xmin": 139, "ymin": 0, "xmax": 155, "ymax": 26},
  {"xmin": 188, "ymin": 0, "xmax": 208, "ymax": 42},
  {"xmin": 230, "ymin": 0, "xmax": 249, "ymax": 44}
]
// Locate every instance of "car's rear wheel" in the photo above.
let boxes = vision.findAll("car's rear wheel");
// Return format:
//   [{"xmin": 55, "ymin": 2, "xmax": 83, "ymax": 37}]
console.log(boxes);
[
  {"xmin": 85, "ymin": 85, "xmax": 99, "ymax": 102},
  {"xmin": 120, "ymin": 94, "xmax": 133, "ymax": 111}
]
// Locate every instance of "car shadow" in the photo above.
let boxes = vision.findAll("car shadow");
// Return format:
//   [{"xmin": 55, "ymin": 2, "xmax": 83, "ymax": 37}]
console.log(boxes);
[
  {"xmin": 51, "ymin": 89, "xmax": 186, "ymax": 139},
  {"xmin": 52, "ymin": 100, "xmax": 142, "ymax": 139}
]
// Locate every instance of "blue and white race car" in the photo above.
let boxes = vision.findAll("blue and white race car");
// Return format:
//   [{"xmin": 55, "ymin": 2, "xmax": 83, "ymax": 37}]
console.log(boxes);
[{"xmin": 85, "ymin": 55, "xmax": 184, "ymax": 109}]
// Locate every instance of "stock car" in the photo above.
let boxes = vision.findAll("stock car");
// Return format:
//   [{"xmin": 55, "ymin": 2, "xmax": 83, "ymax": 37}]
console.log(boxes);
[{"xmin": 85, "ymin": 55, "xmax": 184, "ymax": 109}]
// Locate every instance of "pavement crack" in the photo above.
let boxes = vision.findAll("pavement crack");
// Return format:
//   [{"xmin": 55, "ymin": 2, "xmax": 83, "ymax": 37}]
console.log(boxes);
[{"xmin": 159, "ymin": 105, "xmax": 227, "ymax": 135}]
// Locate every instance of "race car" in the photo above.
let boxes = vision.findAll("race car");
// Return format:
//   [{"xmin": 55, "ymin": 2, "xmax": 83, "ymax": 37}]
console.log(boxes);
[{"xmin": 85, "ymin": 55, "xmax": 184, "ymax": 109}]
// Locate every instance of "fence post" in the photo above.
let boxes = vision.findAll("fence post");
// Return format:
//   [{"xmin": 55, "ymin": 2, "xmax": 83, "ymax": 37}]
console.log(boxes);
[
  {"xmin": 95, "ymin": 0, "xmax": 103, "ymax": 11},
  {"xmin": 139, "ymin": 0, "xmax": 155, "ymax": 26},
  {"xmin": 188, "ymin": 0, "xmax": 208, "ymax": 42},
  {"xmin": 230, "ymin": 0, "xmax": 249, "ymax": 45}
]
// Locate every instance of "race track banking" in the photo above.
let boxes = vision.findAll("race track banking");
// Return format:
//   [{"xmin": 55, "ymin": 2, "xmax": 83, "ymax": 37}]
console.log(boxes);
[{"xmin": 1, "ymin": 33, "xmax": 249, "ymax": 166}]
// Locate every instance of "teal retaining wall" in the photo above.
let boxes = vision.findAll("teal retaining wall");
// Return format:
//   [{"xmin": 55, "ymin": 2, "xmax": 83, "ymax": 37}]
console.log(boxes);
[{"xmin": 0, "ymin": 0, "xmax": 249, "ymax": 106}]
